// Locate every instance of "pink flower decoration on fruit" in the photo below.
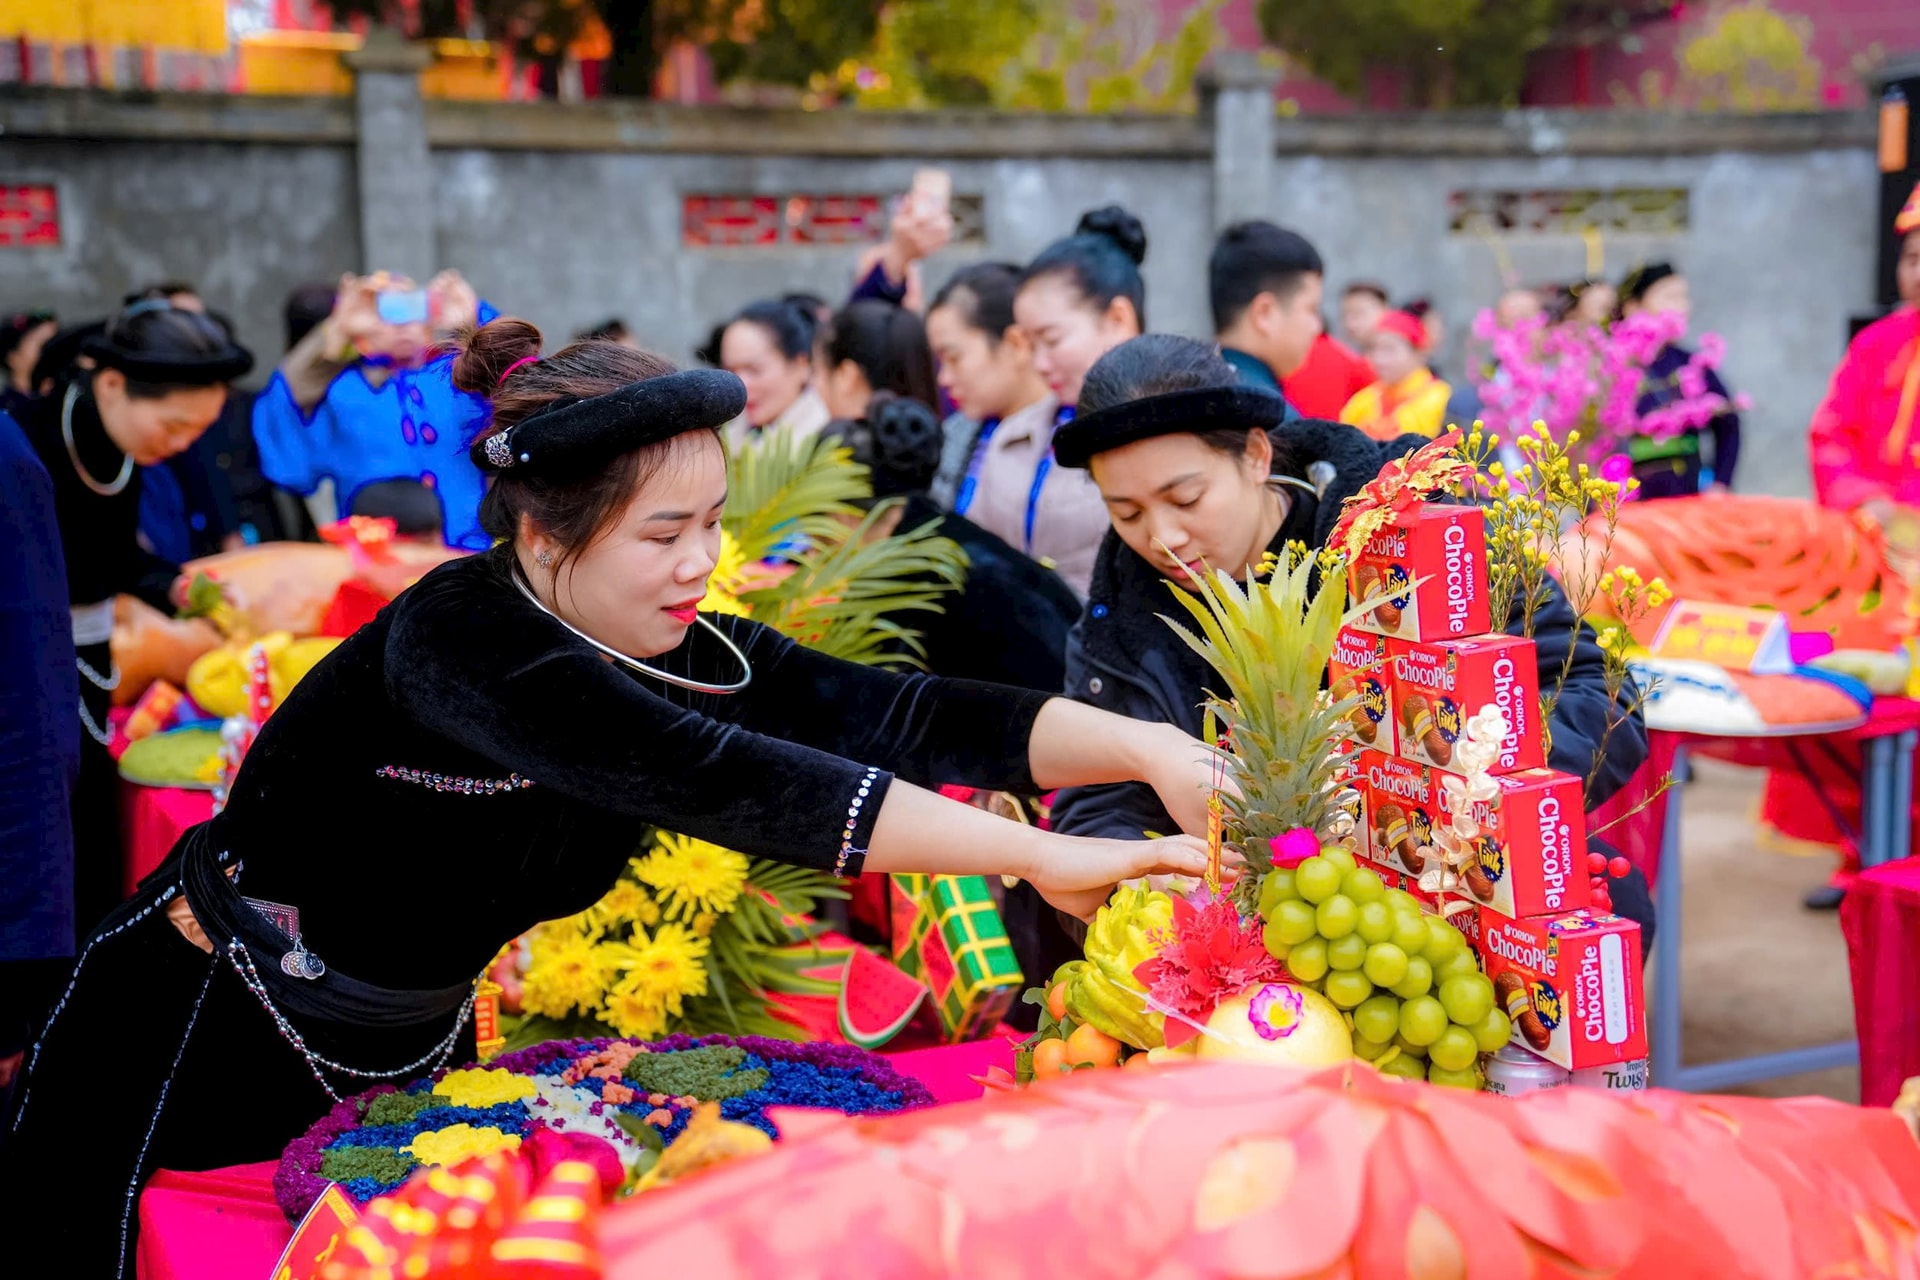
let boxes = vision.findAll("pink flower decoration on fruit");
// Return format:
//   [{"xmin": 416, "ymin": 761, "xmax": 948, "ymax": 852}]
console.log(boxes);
[
  {"xmin": 1268, "ymin": 828, "xmax": 1319, "ymax": 869},
  {"xmin": 1247, "ymin": 983, "xmax": 1304, "ymax": 1041}
]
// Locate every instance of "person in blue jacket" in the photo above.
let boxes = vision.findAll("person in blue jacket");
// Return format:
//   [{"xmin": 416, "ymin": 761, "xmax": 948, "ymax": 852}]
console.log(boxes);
[
  {"xmin": 251, "ymin": 271, "xmax": 497, "ymax": 549},
  {"xmin": 0, "ymin": 409, "xmax": 78, "ymax": 1124}
]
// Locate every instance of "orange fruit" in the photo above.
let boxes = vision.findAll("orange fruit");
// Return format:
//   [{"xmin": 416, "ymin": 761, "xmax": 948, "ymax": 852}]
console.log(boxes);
[
  {"xmin": 1046, "ymin": 983, "xmax": 1069, "ymax": 1022},
  {"xmin": 1065, "ymin": 1023, "xmax": 1122, "ymax": 1069},
  {"xmin": 1030, "ymin": 1038, "xmax": 1069, "ymax": 1081},
  {"xmin": 1122, "ymin": 1050, "xmax": 1156, "ymax": 1072}
]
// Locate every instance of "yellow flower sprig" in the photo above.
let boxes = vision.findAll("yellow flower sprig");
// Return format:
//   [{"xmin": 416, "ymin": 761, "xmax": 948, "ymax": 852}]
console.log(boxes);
[{"xmin": 1454, "ymin": 420, "xmax": 1663, "ymax": 803}]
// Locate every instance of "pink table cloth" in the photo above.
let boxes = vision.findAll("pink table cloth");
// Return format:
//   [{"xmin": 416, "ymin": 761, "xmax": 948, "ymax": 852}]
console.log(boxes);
[
  {"xmin": 134, "ymin": 1036, "xmax": 1015, "ymax": 1280},
  {"xmin": 1841, "ymin": 857, "xmax": 1920, "ymax": 1106}
]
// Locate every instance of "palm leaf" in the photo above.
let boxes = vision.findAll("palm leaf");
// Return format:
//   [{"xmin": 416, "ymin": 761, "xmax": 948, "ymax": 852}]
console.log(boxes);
[
  {"xmin": 746, "ymin": 505, "xmax": 969, "ymax": 667},
  {"xmin": 723, "ymin": 427, "xmax": 869, "ymax": 565}
]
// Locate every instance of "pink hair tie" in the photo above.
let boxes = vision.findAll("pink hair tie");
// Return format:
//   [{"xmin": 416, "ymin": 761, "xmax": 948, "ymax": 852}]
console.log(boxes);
[{"xmin": 498, "ymin": 355, "xmax": 539, "ymax": 386}]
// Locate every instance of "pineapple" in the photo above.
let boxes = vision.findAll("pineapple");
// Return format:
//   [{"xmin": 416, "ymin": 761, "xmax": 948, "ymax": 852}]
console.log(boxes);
[{"xmin": 1159, "ymin": 547, "xmax": 1374, "ymax": 910}]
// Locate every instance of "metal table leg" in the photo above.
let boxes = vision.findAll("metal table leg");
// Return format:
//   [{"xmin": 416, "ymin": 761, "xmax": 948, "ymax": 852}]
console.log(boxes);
[
  {"xmin": 1651, "ymin": 737, "xmax": 1866, "ymax": 1092},
  {"xmin": 1863, "ymin": 735, "xmax": 1893, "ymax": 867},
  {"xmin": 1650, "ymin": 745, "xmax": 1687, "ymax": 1088},
  {"xmin": 1871, "ymin": 729, "xmax": 1918, "ymax": 870}
]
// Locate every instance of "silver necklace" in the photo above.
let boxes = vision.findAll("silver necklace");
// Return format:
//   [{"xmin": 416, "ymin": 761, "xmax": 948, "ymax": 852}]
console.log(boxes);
[
  {"xmin": 510, "ymin": 565, "xmax": 751, "ymax": 695},
  {"xmin": 61, "ymin": 384, "xmax": 133, "ymax": 496}
]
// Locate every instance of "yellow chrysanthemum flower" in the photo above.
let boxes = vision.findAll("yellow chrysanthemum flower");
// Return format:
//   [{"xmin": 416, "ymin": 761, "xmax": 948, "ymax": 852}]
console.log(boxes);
[
  {"xmin": 404, "ymin": 1124, "xmax": 522, "ymax": 1168},
  {"xmin": 432, "ymin": 1068, "xmax": 537, "ymax": 1110},
  {"xmin": 699, "ymin": 529, "xmax": 754, "ymax": 618},
  {"xmin": 586, "ymin": 878, "xmax": 657, "ymax": 930},
  {"xmin": 596, "ymin": 923, "xmax": 711, "ymax": 1038},
  {"xmin": 632, "ymin": 834, "xmax": 748, "ymax": 921},
  {"xmin": 520, "ymin": 930, "xmax": 614, "ymax": 1019},
  {"xmin": 600, "ymin": 983, "xmax": 671, "ymax": 1040}
]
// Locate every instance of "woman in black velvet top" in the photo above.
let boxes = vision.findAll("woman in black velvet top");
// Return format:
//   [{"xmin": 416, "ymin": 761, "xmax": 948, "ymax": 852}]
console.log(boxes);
[
  {"xmin": 16, "ymin": 301, "xmax": 252, "ymax": 947},
  {"xmin": 4, "ymin": 320, "xmax": 1218, "ymax": 1279}
]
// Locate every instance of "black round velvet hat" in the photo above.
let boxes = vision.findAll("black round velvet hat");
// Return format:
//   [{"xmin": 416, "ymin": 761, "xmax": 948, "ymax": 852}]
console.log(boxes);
[
  {"xmin": 1051, "ymin": 384, "xmax": 1289, "ymax": 469},
  {"xmin": 80, "ymin": 303, "xmax": 254, "ymax": 386},
  {"xmin": 470, "ymin": 368, "xmax": 747, "ymax": 477}
]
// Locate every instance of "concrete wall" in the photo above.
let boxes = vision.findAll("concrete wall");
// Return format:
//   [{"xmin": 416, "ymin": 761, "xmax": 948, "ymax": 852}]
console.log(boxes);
[{"xmin": 0, "ymin": 86, "xmax": 1882, "ymax": 498}]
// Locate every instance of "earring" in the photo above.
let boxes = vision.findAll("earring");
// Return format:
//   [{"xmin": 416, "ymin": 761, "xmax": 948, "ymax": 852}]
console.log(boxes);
[{"xmin": 536, "ymin": 550, "xmax": 553, "ymax": 569}]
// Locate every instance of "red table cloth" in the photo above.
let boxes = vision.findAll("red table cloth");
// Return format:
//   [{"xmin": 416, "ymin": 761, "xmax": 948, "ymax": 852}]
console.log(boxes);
[
  {"xmin": 1585, "ymin": 697, "xmax": 1920, "ymax": 889},
  {"xmin": 1841, "ymin": 856, "xmax": 1920, "ymax": 1107},
  {"xmin": 121, "ymin": 781, "xmax": 213, "ymax": 896},
  {"xmin": 135, "ymin": 1035, "xmax": 1016, "ymax": 1280}
]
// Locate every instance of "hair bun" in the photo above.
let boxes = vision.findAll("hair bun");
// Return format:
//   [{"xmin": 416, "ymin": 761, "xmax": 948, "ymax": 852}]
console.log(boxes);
[
  {"xmin": 451, "ymin": 317, "xmax": 544, "ymax": 398},
  {"xmin": 867, "ymin": 393, "xmax": 942, "ymax": 471},
  {"xmin": 1076, "ymin": 205, "xmax": 1148, "ymax": 266}
]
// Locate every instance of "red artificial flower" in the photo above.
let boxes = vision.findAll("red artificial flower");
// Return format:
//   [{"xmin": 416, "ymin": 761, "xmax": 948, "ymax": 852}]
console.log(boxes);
[
  {"xmin": 1132, "ymin": 892, "xmax": 1282, "ymax": 1049},
  {"xmin": 1268, "ymin": 828, "xmax": 1319, "ymax": 869}
]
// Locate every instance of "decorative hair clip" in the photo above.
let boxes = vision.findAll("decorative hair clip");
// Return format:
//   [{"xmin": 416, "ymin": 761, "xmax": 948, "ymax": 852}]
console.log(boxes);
[{"xmin": 483, "ymin": 432, "xmax": 518, "ymax": 469}]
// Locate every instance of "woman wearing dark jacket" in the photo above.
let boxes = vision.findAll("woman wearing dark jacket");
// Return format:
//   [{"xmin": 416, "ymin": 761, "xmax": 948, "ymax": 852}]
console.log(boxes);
[
  {"xmin": 826, "ymin": 394, "xmax": 1082, "ymax": 693},
  {"xmin": 1047, "ymin": 335, "xmax": 1654, "ymax": 937}
]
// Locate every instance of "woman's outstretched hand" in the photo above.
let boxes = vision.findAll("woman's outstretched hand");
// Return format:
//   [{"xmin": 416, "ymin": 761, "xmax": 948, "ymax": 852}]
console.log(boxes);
[
  {"xmin": 1140, "ymin": 726, "xmax": 1238, "ymax": 841},
  {"xmin": 1026, "ymin": 833, "xmax": 1211, "ymax": 921}
]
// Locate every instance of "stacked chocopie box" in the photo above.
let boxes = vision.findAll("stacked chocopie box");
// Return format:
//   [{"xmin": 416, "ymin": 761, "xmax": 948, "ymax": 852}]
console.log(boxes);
[{"xmin": 1339, "ymin": 501, "xmax": 1647, "ymax": 1081}]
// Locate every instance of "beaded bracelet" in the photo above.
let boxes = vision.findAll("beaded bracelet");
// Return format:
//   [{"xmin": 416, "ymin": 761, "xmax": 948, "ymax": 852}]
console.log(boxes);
[{"xmin": 834, "ymin": 767, "xmax": 880, "ymax": 876}]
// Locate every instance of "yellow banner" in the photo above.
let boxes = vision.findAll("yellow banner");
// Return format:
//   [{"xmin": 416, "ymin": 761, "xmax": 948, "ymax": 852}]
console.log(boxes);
[{"xmin": 1, "ymin": 0, "xmax": 228, "ymax": 53}]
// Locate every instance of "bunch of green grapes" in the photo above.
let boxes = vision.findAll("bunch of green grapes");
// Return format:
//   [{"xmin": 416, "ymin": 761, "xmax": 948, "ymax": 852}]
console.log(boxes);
[{"xmin": 1259, "ymin": 844, "xmax": 1511, "ymax": 1088}]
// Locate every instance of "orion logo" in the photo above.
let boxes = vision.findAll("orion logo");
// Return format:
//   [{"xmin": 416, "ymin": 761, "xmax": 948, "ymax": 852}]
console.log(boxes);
[
  {"xmin": 1443, "ymin": 522, "xmax": 1472, "ymax": 632},
  {"xmin": 1539, "ymin": 794, "xmax": 1571, "ymax": 907},
  {"xmin": 1368, "ymin": 764, "xmax": 1430, "ymax": 804},
  {"xmin": 1492, "ymin": 657, "xmax": 1523, "ymax": 764},
  {"xmin": 1578, "ymin": 947, "xmax": 1607, "ymax": 1041},
  {"xmin": 1486, "ymin": 928, "xmax": 1556, "ymax": 976},
  {"xmin": 1394, "ymin": 653, "xmax": 1458, "ymax": 693}
]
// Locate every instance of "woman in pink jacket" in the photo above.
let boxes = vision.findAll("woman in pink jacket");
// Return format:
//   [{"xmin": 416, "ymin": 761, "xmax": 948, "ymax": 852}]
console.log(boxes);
[
  {"xmin": 1795, "ymin": 181, "xmax": 1920, "ymax": 908},
  {"xmin": 1810, "ymin": 181, "xmax": 1920, "ymax": 521}
]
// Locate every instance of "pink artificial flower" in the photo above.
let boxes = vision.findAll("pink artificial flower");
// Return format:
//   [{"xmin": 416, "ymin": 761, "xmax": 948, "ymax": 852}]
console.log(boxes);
[
  {"xmin": 1268, "ymin": 828, "xmax": 1319, "ymax": 868},
  {"xmin": 1696, "ymin": 331, "xmax": 1726, "ymax": 365},
  {"xmin": 524, "ymin": 1122, "xmax": 625, "ymax": 1195},
  {"xmin": 1676, "ymin": 363, "xmax": 1707, "ymax": 401},
  {"xmin": 1599, "ymin": 453, "xmax": 1633, "ymax": 484},
  {"xmin": 1246, "ymin": 983, "xmax": 1305, "ymax": 1042}
]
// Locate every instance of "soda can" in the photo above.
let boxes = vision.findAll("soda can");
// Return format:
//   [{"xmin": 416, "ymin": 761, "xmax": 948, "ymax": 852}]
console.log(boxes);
[
  {"xmin": 1483, "ymin": 1043, "xmax": 1572, "ymax": 1097},
  {"xmin": 1573, "ymin": 1057, "xmax": 1649, "ymax": 1093}
]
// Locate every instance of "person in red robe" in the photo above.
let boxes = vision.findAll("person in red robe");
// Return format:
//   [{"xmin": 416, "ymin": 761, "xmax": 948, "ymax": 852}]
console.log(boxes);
[
  {"xmin": 1789, "ymin": 180, "xmax": 1920, "ymax": 907},
  {"xmin": 1810, "ymin": 181, "xmax": 1920, "ymax": 521},
  {"xmin": 1282, "ymin": 331, "xmax": 1376, "ymax": 420}
]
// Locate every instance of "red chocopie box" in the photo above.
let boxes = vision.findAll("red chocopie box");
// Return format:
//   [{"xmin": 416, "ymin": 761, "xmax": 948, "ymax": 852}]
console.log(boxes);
[
  {"xmin": 1437, "ymin": 768, "xmax": 1590, "ymax": 920},
  {"xmin": 1328, "ymin": 627, "xmax": 1392, "ymax": 753},
  {"xmin": 1356, "ymin": 749, "xmax": 1437, "ymax": 880},
  {"xmin": 1387, "ymin": 633, "xmax": 1544, "ymax": 774},
  {"xmin": 1478, "ymin": 910, "xmax": 1646, "ymax": 1072},
  {"xmin": 1347, "ymin": 504, "xmax": 1489, "ymax": 642}
]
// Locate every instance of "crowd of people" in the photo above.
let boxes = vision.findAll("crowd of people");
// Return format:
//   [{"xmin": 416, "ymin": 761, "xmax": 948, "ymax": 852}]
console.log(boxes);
[{"xmin": 17, "ymin": 175, "xmax": 1920, "ymax": 1276}]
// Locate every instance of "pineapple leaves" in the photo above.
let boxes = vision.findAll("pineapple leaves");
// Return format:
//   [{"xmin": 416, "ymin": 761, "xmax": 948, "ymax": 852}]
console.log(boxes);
[{"xmin": 1153, "ymin": 548, "xmax": 1365, "ymax": 888}]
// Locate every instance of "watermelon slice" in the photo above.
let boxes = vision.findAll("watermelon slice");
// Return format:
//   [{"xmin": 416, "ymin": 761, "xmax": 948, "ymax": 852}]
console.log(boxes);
[{"xmin": 837, "ymin": 947, "xmax": 928, "ymax": 1050}]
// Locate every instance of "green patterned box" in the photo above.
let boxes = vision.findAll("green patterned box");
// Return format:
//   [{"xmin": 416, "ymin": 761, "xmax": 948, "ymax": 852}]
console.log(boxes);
[{"xmin": 888, "ymin": 873, "xmax": 1023, "ymax": 1042}]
